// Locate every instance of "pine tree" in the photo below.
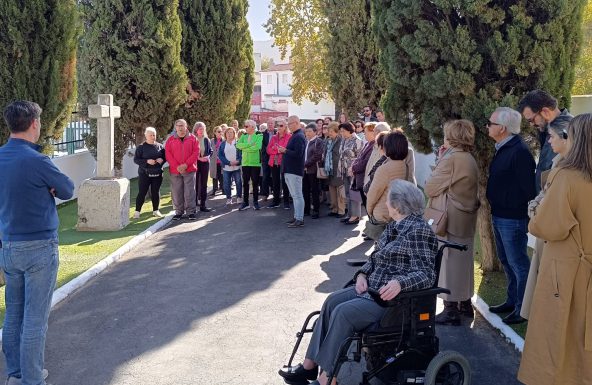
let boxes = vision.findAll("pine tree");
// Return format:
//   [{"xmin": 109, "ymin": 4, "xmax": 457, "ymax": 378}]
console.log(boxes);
[
  {"xmin": 179, "ymin": 0, "xmax": 253, "ymax": 133},
  {"xmin": 573, "ymin": 1, "xmax": 592, "ymax": 94},
  {"xmin": 322, "ymin": 0, "xmax": 385, "ymax": 118},
  {"xmin": 235, "ymin": 38, "xmax": 255, "ymax": 123},
  {"xmin": 0, "ymin": 0, "xmax": 79, "ymax": 152},
  {"xmin": 78, "ymin": 0, "xmax": 188, "ymax": 169},
  {"xmin": 372, "ymin": 0, "xmax": 587, "ymax": 270}
]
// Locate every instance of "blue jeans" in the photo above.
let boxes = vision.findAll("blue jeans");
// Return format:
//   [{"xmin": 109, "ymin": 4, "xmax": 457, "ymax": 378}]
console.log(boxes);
[
  {"xmin": 284, "ymin": 173, "xmax": 304, "ymax": 221},
  {"xmin": 0, "ymin": 238, "xmax": 59, "ymax": 385},
  {"xmin": 492, "ymin": 216, "xmax": 531, "ymax": 313},
  {"xmin": 223, "ymin": 169, "xmax": 242, "ymax": 199}
]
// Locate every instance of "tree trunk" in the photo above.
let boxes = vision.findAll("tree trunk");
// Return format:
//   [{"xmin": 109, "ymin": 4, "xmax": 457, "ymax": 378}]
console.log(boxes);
[{"xmin": 476, "ymin": 179, "xmax": 501, "ymax": 272}]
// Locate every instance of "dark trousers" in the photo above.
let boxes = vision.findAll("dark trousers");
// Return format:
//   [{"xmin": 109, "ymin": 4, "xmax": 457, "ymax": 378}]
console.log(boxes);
[
  {"xmin": 136, "ymin": 172, "xmax": 163, "ymax": 211},
  {"xmin": 271, "ymin": 165, "xmax": 290, "ymax": 205},
  {"xmin": 303, "ymin": 172, "xmax": 320, "ymax": 214},
  {"xmin": 196, "ymin": 161, "xmax": 209, "ymax": 208},
  {"xmin": 212, "ymin": 163, "xmax": 224, "ymax": 192},
  {"xmin": 242, "ymin": 166, "xmax": 260, "ymax": 204},
  {"xmin": 260, "ymin": 160, "xmax": 272, "ymax": 196}
]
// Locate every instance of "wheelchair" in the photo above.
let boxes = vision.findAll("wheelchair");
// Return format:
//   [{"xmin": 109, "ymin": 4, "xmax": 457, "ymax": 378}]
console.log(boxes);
[{"xmin": 281, "ymin": 240, "xmax": 471, "ymax": 385}]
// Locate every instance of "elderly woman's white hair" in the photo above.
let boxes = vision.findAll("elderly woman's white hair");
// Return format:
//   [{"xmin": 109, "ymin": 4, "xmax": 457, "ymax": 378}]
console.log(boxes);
[
  {"xmin": 374, "ymin": 122, "xmax": 391, "ymax": 134},
  {"xmin": 144, "ymin": 126, "xmax": 157, "ymax": 135},
  {"xmin": 494, "ymin": 107, "xmax": 522, "ymax": 135},
  {"xmin": 259, "ymin": 123, "xmax": 268, "ymax": 132},
  {"xmin": 387, "ymin": 179, "xmax": 425, "ymax": 216},
  {"xmin": 244, "ymin": 119, "xmax": 257, "ymax": 129}
]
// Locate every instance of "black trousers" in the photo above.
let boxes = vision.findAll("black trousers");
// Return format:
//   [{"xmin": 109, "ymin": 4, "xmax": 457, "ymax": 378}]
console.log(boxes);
[
  {"xmin": 196, "ymin": 161, "xmax": 209, "ymax": 208},
  {"xmin": 303, "ymin": 172, "xmax": 320, "ymax": 214},
  {"xmin": 242, "ymin": 166, "xmax": 260, "ymax": 204},
  {"xmin": 260, "ymin": 160, "xmax": 272, "ymax": 196},
  {"xmin": 136, "ymin": 172, "xmax": 163, "ymax": 211},
  {"xmin": 212, "ymin": 163, "xmax": 224, "ymax": 192},
  {"xmin": 271, "ymin": 165, "xmax": 290, "ymax": 205}
]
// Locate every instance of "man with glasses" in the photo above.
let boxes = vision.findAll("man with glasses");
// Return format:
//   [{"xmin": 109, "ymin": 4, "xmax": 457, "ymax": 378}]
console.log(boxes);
[
  {"xmin": 485, "ymin": 107, "xmax": 536, "ymax": 325},
  {"xmin": 517, "ymin": 90, "xmax": 573, "ymax": 193},
  {"xmin": 236, "ymin": 120, "xmax": 263, "ymax": 210},
  {"xmin": 362, "ymin": 105, "xmax": 377, "ymax": 123},
  {"xmin": 279, "ymin": 115, "xmax": 307, "ymax": 227}
]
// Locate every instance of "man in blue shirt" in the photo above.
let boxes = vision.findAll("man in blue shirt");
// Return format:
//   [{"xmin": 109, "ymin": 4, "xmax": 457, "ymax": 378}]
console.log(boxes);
[{"xmin": 0, "ymin": 101, "xmax": 74, "ymax": 385}]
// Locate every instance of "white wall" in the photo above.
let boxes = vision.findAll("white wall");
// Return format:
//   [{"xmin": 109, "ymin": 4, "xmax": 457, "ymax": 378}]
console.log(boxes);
[
  {"xmin": 413, "ymin": 148, "xmax": 436, "ymax": 189},
  {"xmin": 52, "ymin": 149, "xmax": 141, "ymax": 205},
  {"xmin": 288, "ymin": 99, "xmax": 336, "ymax": 121},
  {"xmin": 571, "ymin": 95, "xmax": 592, "ymax": 116}
]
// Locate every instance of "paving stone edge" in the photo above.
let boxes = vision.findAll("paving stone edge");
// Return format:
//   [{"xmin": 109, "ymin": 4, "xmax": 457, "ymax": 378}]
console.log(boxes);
[{"xmin": 472, "ymin": 294, "xmax": 525, "ymax": 353}]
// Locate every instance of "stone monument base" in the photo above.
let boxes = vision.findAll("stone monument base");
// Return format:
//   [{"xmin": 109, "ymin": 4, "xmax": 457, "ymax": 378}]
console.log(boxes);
[{"xmin": 77, "ymin": 178, "xmax": 131, "ymax": 231}]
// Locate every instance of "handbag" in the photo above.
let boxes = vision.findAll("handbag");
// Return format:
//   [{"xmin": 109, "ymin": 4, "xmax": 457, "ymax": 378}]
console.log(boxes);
[
  {"xmin": 424, "ymin": 199, "xmax": 448, "ymax": 236},
  {"xmin": 317, "ymin": 165, "xmax": 328, "ymax": 179},
  {"xmin": 146, "ymin": 168, "xmax": 163, "ymax": 178},
  {"xmin": 364, "ymin": 216, "xmax": 388, "ymax": 240}
]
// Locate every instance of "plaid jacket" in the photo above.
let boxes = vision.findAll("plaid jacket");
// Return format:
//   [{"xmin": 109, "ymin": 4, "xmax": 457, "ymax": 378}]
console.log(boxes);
[{"xmin": 356, "ymin": 214, "xmax": 438, "ymax": 298}]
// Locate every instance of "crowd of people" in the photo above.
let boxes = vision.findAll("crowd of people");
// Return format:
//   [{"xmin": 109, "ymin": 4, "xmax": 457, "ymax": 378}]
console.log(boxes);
[{"xmin": 1, "ymin": 90, "xmax": 590, "ymax": 384}]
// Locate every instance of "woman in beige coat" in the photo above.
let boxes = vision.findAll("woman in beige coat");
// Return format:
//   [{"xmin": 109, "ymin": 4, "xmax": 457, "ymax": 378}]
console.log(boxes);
[
  {"xmin": 366, "ymin": 132, "xmax": 413, "ymax": 238},
  {"xmin": 518, "ymin": 114, "xmax": 592, "ymax": 385},
  {"xmin": 521, "ymin": 123, "xmax": 571, "ymax": 319},
  {"xmin": 424, "ymin": 120, "xmax": 479, "ymax": 326}
]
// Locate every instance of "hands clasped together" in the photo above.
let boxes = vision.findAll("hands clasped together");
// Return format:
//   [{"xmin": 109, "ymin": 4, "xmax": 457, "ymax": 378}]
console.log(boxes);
[{"xmin": 355, "ymin": 274, "xmax": 402, "ymax": 301}]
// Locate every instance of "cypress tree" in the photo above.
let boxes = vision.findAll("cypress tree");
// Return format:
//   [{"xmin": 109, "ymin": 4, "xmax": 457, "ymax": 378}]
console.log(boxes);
[
  {"xmin": 179, "ymin": 0, "xmax": 253, "ymax": 133},
  {"xmin": 78, "ymin": 0, "xmax": 188, "ymax": 168},
  {"xmin": 322, "ymin": 0, "xmax": 384, "ymax": 118},
  {"xmin": 372, "ymin": 0, "xmax": 587, "ymax": 270},
  {"xmin": 0, "ymin": 0, "xmax": 79, "ymax": 152}
]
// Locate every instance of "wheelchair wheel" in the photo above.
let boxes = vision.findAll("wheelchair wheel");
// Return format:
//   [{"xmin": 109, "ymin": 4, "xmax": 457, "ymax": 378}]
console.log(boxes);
[{"xmin": 424, "ymin": 350, "xmax": 471, "ymax": 385}]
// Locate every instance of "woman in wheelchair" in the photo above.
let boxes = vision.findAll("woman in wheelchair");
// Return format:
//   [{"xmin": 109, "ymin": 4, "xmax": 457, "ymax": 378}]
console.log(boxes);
[{"xmin": 279, "ymin": 179, "xmax": 438, "ymax": 385}]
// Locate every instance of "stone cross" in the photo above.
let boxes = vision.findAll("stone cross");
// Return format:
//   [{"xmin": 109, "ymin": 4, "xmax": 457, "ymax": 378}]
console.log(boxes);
[{"xmin": 88, "ymin": 94, "xmax": 121, "ymax": 178}]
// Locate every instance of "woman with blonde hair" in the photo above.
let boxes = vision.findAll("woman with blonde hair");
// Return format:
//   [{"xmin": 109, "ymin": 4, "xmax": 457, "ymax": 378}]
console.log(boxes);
[
  {"xmin": 519, "ymin": 113, "xmax": 592, "ymax": 385},
  {"xmin": 193, "ymin": 122, "xmax": 213, "ymax": 212},
  {"xmin": 425, "ymin": 119, "xmax": 479, "ymax": 325},
  {"xmin": 218, "ymin": 127, "xmax": 243, "ymax": 205}
]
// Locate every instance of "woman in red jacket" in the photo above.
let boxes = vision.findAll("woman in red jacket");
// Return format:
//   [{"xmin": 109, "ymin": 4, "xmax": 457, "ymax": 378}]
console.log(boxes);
[
  {"xmin": 266, "ymin": 119, "xmax": 292, "ymax": 209},
  {"xmin": 165, "ymin": 119, "xmax": 200, "ymax": 221}
]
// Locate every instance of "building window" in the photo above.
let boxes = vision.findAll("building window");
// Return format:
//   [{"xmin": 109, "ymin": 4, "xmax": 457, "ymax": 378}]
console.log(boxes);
[
  {"xmin": 282, "ymin": 74, "xmax": 288, "ymax": 84},
  {"xmin": 267, "ymin": 75, "xmax": 272, "ymax": 84}
]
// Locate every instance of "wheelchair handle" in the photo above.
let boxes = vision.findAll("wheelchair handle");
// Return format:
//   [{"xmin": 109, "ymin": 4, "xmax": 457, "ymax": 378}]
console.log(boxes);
[{"xmin": 437, "ymin": 239, "xmax": 468, "ymax": 252}]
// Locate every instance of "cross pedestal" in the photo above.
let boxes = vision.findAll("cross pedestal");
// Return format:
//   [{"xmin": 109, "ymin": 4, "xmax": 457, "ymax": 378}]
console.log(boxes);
[{"xmin": 77, "ymin": 94, "xmax": 131, "ymax": 231}]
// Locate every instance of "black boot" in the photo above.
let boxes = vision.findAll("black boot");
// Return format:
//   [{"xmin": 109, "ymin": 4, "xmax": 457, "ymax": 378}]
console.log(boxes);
[
  {"xmin": 459, "ymin": 299, "xmax": 474, "ymax": 319},
  {"xmin": 435, "ymin": 301, "xmax": 461, "ymax": 326}
]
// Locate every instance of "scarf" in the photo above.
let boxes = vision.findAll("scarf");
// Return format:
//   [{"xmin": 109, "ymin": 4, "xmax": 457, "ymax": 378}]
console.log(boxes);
[
  {"xmin": 199, "ymin": 136, "xmax": 206, "ymax": 157},
  {"xmin": 325, "ymin": 139, "xmax": 335, "ymax": 176}
]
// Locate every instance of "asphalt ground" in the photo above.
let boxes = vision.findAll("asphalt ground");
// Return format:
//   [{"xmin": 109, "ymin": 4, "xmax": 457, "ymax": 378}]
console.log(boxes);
[{"xmin": 0, "ymin": 193, "xmax": 522, "ymax": 385}]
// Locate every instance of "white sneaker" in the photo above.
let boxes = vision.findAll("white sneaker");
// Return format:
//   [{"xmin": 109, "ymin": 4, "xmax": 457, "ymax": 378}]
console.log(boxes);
[
  {"xmin": 226, "ymin": 199, "xmax": 233, "ymax": 205},
  {"xmin": 133, "ymin": 211, "xmax": 141, "ymax": 219},
  {"xmin": 153, "ymin": 210, "xmax": 163, "ymax": 217}
]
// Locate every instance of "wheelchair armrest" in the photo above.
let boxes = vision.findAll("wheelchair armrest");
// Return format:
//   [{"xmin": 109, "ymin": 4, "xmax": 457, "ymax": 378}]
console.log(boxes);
[{"xmin": 367, "ymin": 287, "xmax": 451, "ymax": 307}]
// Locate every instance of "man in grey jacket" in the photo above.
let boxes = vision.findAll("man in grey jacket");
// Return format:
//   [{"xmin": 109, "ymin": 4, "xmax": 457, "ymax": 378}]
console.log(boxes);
[{"xmin": 517, "ymin": 90, "xmax": 573, "ymax": 193}]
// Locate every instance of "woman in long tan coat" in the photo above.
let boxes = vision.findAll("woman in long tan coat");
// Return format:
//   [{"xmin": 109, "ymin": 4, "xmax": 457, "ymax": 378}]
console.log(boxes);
[
  {"xmin": 518, "ymin": 113, "xmax": 592, "ymax": 385},
  {"xmin": 424, "ymin": 120, "xmax": 479, "ymax": 326},
  {"xmin": 366, "ymin": 132, "xmax": 412, "ymax": 239}
]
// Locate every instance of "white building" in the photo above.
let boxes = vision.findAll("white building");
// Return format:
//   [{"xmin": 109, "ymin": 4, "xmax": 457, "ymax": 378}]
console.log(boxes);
[{"xmin": 255, "ymin": 62, "xmax": 335, "ymax": 121}]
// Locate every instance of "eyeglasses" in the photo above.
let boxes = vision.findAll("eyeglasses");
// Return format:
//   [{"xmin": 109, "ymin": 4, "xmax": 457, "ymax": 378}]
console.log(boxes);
[
  {"xmin": 525, "ymin": 112, "xmax": 540, "ymax": 124},
  {"xmin": 363, "ymin": 109, "xmax": 370, "ymax": 113},
  {"xmin": 486, "ymin": 121, "xmax": 503, "ymax": 128},
  {"xmin": 278, "ymin": 124, "xmax": 285, "ymax": 127}
]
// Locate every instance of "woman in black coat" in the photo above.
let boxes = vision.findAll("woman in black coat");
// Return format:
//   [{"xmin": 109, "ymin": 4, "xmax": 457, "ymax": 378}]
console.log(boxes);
[{"xmin": 133, "ymin": 127, "xmax": 166, "ymax": 218}]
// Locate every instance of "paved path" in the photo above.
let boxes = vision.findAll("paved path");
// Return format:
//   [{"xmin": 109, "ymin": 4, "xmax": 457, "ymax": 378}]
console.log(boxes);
[{"xmin": 1, "ymin": 195, "xmax": 522, "ymax": 384}]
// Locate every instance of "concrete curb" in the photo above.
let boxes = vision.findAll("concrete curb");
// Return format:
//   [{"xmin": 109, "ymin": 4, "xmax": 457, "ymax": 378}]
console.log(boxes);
[
  {"xmin": 472, "ymin": 294, "xmax": 525, "ymax": 352},
  {"xmin": 0, "ymin": 212, "xmax": 174, "ymax": 343}
]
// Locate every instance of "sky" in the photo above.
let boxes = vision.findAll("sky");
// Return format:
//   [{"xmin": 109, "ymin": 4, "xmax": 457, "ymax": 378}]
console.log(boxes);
[{"xmin": 247, "ymin": 0, "xmax": 272, "ymax": 41}]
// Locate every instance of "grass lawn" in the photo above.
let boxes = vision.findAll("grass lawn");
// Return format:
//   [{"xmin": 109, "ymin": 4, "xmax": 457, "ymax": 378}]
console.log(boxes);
[
  {"xmin": 473, "ymin": 235, "xmax": 528, "ymax": 338},
  {"xmin": 0, "ymin": 173, "xmax": 177, "ymax": 327}
]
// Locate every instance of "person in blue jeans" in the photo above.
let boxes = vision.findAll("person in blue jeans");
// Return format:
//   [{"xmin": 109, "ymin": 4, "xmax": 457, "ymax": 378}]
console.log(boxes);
[
  {"xmin": 486, "ymin": 107, "xmax": 536, "ymax": 325},
  {"xmin": 280, "ymin": 116, "xmax": 307, "ymax": 228},
  {"xmin": 0, "ymin": 101, "xmax": 75, "ymax": 385},
  {"xmin": 218, "ymin": 127, "xmax": 243, "ymax": 205}
]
